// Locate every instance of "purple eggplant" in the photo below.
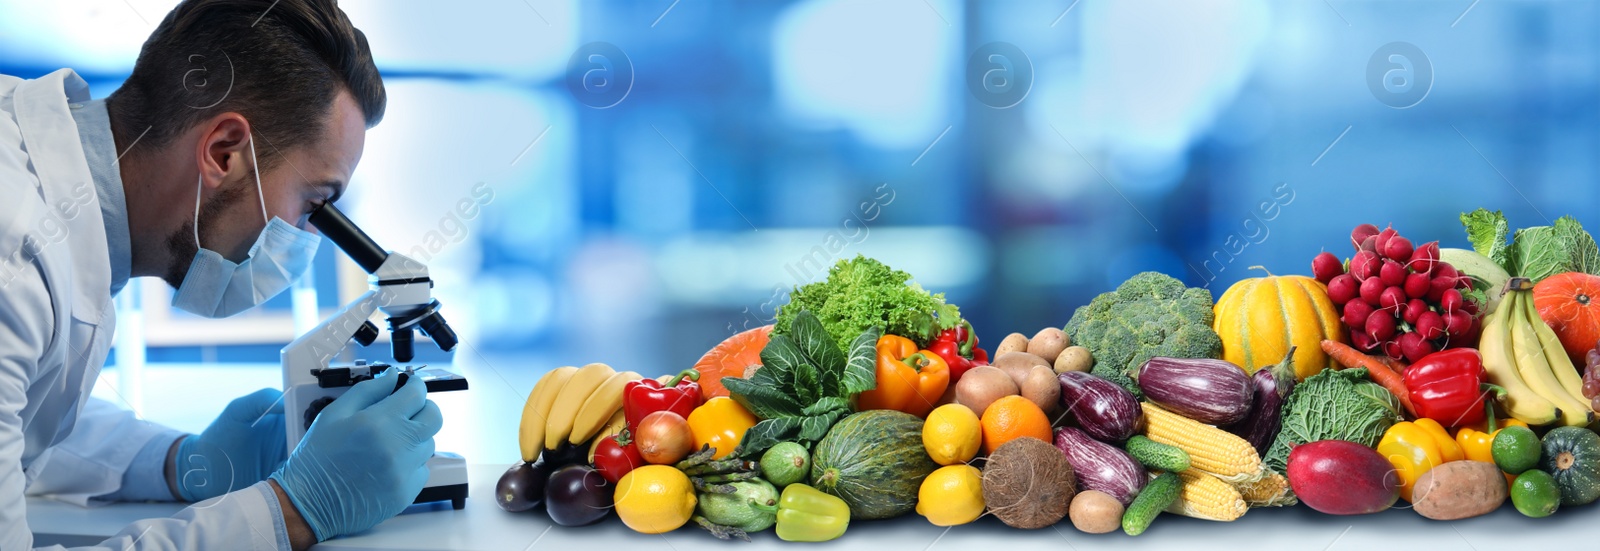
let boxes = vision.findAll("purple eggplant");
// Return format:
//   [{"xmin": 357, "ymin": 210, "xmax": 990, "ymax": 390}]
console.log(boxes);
[
  {"xmin": 1225, "ymin": 349, "xmax": 1297, "ymax": 455},
  {"xmin": 1136, "ymin": 357, "xmax": 1254, "ymax": 425},
  {"xmin": 1054, "ymin": 427, "xmax": 1147, "ymax": 506},
  {"xmin": 1057, "ymin": 371, "xmax": 1142, "ymax": 442}
]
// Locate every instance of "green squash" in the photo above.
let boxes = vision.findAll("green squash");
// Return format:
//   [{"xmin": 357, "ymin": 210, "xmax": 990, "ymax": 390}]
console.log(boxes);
[
  {"xmin": 809, "ymin": 410, "xmax": 937, "ymax": 519},
  {"xmin": 1540, "ymin": 426, "xmax": 1600, "ymax": 506}
]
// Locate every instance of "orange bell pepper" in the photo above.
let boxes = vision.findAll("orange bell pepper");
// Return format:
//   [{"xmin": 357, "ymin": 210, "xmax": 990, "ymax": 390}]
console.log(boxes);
[{"xmin": 856, "ymin": 334, "xmax": 949, "ymax": 418}]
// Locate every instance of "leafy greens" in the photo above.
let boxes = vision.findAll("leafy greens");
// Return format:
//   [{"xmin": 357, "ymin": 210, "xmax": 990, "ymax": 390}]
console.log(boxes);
[
  {"xmin": 775, "ymin": 255, "xmax": 960, "ymax": 351},
  {"xmin": 723, "ymin": 310, "xmax": 881, "ymax": 458},
  {"xmin": 1264, "ymin": 368, "xmax": 1402, "ymax": 474},
  {"xmin": 1462, "ymin": 208, "xmax": 1600, "ymax": 281}
]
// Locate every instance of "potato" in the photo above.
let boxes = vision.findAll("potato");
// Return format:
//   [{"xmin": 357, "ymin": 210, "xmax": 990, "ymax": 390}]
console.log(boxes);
[
  {"xmin": 1068, "ymin": 490, "xmax": 1123, "ymax": 534},
  {"xmin": 1027, "ymin": 328, "xmax": 1071, "ymax": 362},
  {"xmin": 1054, "ymin": 346, "xmax": 1094, "ymax": 374},
  {"xmin": 1411, "ymin": 461, "xmax": 1506, "ymax": 520},
  {"xmin": 1017, "ymin": 365, "xmax": 1061, "ymax": 415},
  {"xmin": 954, "ymin": 366, "xmax": 1018, "ymax": 416},
  {"xmin": 993, "ymin": 352, "xmax": 1051, "ymax": 386},
  {"xmin": 994, "ymin": 333, "xmax": 1030, "ymax": 358}
]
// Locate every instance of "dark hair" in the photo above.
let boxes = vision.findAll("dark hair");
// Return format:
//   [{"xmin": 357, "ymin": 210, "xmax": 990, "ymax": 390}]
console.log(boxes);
[{"xmin": 107, "ymin": 0, "xmax": 384, "ymax": 168}]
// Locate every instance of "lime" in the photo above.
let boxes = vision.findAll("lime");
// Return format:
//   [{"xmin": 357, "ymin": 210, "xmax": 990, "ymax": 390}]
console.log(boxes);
[
  {"xmin": 1492, "ymin": 425, "xmax": 1542, "ymax": 475},
  {"xmin": 1510, "ymin": 470, "xmax": 1561, "ymax": 518}
]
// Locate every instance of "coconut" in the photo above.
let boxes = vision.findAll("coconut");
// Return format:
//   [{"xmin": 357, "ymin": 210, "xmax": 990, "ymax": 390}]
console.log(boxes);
[{"xmin": 981, "ymin": 437, "xmax": 1076, "ymax": 529}]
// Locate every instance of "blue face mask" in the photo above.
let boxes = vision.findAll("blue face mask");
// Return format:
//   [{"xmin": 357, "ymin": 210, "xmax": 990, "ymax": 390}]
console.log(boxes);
[{"xmin": 172, "ymin": 137, "xmax": 320, "ymax": 318}]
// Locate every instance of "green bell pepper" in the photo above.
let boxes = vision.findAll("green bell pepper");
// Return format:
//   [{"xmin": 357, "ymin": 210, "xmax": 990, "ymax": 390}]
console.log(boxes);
[{"xmin": 756, "ymin": 483, "xmax": 850, "ymax": 542}]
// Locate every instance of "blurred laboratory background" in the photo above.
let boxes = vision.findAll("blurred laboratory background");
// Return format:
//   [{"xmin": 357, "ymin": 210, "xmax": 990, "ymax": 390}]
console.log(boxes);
[{"xmin": 1, "ymin": 0, "xmax": 1595, "ymax": 463}]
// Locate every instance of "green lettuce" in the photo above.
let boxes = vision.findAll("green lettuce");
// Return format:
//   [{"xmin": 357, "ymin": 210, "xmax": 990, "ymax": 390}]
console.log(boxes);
[
  {"xmin": 775, "ymin": 255, "xmax": 960, "ymax": 350},
  {"xmin": 1461, "ymin": 208, "xmax": 1600, "ymax": 281}
]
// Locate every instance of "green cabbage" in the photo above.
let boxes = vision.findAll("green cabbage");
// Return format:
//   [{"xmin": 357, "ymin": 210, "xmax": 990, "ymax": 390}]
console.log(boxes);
[
  {"xmin": 1264, "ymin": 368, "xmax": 1402, "ymax": 474},
  {"xmin": 1462, "ymin": 208, "xmax": 1600, "ymax": 281}
]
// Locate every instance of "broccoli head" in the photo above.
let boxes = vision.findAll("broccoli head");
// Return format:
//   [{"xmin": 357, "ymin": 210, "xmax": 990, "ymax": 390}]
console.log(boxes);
[{"xmin": 1063, "ymin": 272, "xmax": 1222, "ymax": 396}]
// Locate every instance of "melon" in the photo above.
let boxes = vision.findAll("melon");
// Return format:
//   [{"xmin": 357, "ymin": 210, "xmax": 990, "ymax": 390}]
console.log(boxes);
[
  {"xmin": 1214, "ymin": 267, "xmax": 1344, "ymax": 380},
  {"xmin": 809, "ymin": 410, "xmax": 938, "ymax": 519}
]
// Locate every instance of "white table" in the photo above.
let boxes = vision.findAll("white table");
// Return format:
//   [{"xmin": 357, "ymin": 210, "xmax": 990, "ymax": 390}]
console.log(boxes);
[{"xmin": 27, "ymin": 462, "xmax": 1597, "ymax": 550}]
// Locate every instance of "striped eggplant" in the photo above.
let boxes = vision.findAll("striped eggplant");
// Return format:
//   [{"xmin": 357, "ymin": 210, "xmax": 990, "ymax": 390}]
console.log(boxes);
[
  {"xmin": 1057, "ymin": 371, "xmax": 1142, "ymax": 442},
  {"xmin": 1225, "ymin": 349, "xmax": 1297, "ymax": 455},
  {"xmin": 1053, "ymin": 426, "xmax": 1147, "ymax": 506},
  {"xmin": 1136, "ymin": 357, "xmax": 1254, "ymax": 425}
]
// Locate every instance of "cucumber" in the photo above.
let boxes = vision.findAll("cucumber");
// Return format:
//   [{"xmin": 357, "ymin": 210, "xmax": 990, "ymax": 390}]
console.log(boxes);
[
  {"xmin": 1125, "ymin": 436, "xmax": 1191, "ymax": 473},
  {"xmin": 1122, "ymin": 472, "xmax": 1180, "ymax": 536}
]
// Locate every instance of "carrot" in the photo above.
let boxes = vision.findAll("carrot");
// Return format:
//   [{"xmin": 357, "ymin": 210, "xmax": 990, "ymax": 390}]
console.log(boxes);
[
  {"xmin": 1377, "ymin": 356, "xmax": 1409, "ymax": 378},
  {"xmin": 1321, "ymin": 339, "xmax": 1416, "ymax": 417}
]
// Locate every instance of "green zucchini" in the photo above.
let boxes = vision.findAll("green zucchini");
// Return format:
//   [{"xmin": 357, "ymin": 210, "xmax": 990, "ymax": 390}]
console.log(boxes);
[
  {"xmin": 1125, "ymin": 436, "xmax": 1191, "ymax": 472},
  {"xmin": 1122, "ymin": 472, "xmax": 1180, "ymax": 536}
]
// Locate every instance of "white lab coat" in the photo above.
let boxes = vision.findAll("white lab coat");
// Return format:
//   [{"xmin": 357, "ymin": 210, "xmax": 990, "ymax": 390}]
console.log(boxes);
[{"xmin": 0, "ymin": 70, "xmax": 289, "ymax": 550}]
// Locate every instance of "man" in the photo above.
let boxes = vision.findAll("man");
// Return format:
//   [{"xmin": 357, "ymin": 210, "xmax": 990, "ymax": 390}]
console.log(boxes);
[{"xmin": 0, "ymin": 0, "xmax": 440, "ymax": 549}]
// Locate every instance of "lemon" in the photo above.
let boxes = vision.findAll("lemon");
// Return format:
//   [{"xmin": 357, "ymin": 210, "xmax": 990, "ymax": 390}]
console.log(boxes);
[
  {"xmin": 614, "ymin": 465, "xmax": 697, "ymax": 533},
  {"xmin": 923, "ymin": 404, "xmax": 982, "ymax": 465},
  {"xmin": 916, "ymin": 464, "xmax": 985, "ymax": 526}
]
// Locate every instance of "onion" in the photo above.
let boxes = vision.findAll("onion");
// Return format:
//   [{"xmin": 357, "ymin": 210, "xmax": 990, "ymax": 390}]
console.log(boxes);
[{"xmin": 635, "ymin": 411, "xmax": 694, "ymax": 465}]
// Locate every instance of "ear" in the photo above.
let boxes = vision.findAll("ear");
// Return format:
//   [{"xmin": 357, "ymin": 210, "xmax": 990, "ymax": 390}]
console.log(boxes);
[{"xmin": 194, "ymin": 112, "xmax": 253, "ymax": 191}]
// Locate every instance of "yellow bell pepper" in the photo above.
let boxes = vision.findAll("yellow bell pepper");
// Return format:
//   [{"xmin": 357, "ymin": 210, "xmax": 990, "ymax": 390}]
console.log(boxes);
[
  {"xmin": 1377, "ymin": 417, "xmax": 1464, "ymax": 502},
  {"xmin": 1455, "ymin": 417, "xmax": 1528, "ymax": 463},
  {"xmin": 687, "ymin": 396, "xmax": 758, "ymax": 459},
  {"xmin": 1453, "ymin": 398, "xmax": 1526, "ymax": 487}
]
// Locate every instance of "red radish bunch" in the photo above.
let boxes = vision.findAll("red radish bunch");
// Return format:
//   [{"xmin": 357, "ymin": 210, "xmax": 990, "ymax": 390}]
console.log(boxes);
[{"xmin": 1310, "ymin": 223, "xmax": 1482, "ymax": 363}]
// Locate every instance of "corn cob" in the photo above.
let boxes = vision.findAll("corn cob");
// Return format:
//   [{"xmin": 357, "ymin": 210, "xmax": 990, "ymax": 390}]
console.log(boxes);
[
  {"xmin": 1165, "ymin": 469, "xmax": 1248, "ymax": 521},
  {"xmin": 1140, "ymin": 402, "xmax": 1263, "ymax": 483},
  {"xmin": 1236, "ymin": 471, "xmax": 1296, "ymax": 507}
]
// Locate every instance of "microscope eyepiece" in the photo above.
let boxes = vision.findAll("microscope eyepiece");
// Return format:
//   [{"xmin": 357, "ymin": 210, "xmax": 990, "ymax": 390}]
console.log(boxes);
[{"xmin": 308, "ymin": 202, "xmax": 389, "ymax": 274}]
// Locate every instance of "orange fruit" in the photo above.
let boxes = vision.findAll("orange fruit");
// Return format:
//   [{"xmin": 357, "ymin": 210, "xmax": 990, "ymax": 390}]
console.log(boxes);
[
  {"xmin": 980, "ymin": 395, "xmax": 1052, "ymax": 455},
  {"xmin": 692, "ymin": 325, "xmax": 772, "ymax": 398}
]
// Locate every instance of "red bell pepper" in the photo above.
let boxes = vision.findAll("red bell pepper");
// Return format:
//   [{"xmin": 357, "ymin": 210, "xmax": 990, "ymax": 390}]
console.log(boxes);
[
  {"xmin": 928, "ymin": 320, "xmax": 989, "ymax": 382},
  {"xmin": 623, "ymin": 369, "xmax": 703, "ymax": 433},
  {"xmin": 956, "ymin": 321, "xmax": 990, "ymax": 366},
  {"xmin": 1404, "ymin": 348, "xmax": 1491, "ymax": 427}
]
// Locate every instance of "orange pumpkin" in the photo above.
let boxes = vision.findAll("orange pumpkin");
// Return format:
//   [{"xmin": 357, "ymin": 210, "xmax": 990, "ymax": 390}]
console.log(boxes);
[{"xmin": 1533, "ymin": 272, "xmax": 1600, "ymax": 366}]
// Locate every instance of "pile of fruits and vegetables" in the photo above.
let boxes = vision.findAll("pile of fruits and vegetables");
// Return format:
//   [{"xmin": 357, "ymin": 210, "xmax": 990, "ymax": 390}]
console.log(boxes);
[{"xmin": 497, "ymin": 211, "xmax": 1600, "ymax": 539}]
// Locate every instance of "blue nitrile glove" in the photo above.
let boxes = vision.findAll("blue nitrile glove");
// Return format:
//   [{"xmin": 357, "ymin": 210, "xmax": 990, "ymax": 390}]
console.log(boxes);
[
  {"xmin": 176, "ymin": 388, "xmax": 290, "ymax": 501},
  {"xmin": 270, "ymin": 373, "xmax": 443, "ymax": 541}
]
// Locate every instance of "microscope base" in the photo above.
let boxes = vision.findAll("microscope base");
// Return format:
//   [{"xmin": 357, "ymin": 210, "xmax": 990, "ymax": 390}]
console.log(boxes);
[
  {"xmin": 415, "ymin": 483, "xmax": 468, "ymax": 510},
  {"xmin": 416, "ymin": 452, "xmax": 469, "ymax": 510}
]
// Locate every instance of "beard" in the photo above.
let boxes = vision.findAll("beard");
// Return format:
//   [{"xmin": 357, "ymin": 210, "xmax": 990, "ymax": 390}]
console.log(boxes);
[{"xmin": 161, "ymin": 177, "xmax": 253, "ymax": 289}]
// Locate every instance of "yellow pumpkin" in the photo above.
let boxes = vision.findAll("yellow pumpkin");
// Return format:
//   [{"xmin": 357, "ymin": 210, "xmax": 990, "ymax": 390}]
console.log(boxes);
[{"xmin": 1213, "ymin": 267, "xmax": 1344, "ymax": 380}]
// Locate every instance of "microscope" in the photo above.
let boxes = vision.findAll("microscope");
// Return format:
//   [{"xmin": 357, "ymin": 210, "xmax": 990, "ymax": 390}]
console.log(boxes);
[{"xmin": 281, "ymin": 202, "xmax": 470, "ymax": 509}]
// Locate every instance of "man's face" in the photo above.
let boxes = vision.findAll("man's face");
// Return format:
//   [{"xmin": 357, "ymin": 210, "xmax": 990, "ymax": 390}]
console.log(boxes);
[{"xmin": 162, "ymin": 90, "xmax": 368, "ymax": 288}]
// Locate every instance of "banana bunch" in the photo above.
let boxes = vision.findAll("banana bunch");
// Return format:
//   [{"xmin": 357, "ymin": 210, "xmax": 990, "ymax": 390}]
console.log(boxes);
[
  {"xmin": 1481, "ymin": 278, "xmax": 1594, "ymax": 427},
  {"xmin": 518, "ymin": 363, "xmax": 642, "ymax": 463}
]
